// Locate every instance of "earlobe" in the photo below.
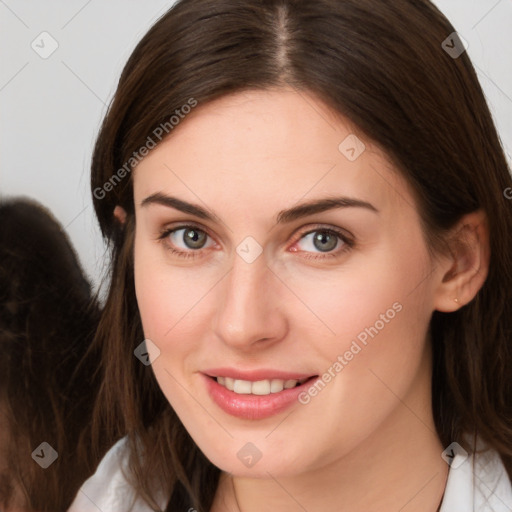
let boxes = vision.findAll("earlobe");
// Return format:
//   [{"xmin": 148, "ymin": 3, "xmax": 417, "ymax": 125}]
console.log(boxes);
[
  {"xmin": 433, "ymin": 210, "xmax": 490, "ymax": 313},
  {"xmin": 113, "ymin": 205, "xmax": 127, "ymax": 225}
]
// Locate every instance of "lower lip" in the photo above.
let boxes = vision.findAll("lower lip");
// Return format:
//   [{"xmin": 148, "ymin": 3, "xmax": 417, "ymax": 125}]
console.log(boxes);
[{"xmin": 203, "ymin": 374, "xmax": 318, "ymax": 420}]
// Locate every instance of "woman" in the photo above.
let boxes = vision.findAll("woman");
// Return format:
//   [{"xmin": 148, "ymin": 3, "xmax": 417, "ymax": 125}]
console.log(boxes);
[{"xmin": 69, "ymin": 0, "xmax": 512, "ymax": 510}]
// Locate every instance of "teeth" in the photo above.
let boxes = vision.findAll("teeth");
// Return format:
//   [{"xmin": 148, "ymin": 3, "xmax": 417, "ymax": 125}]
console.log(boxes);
[
  {"xmin": 233, "ymin": 379, "xmax": 252, "ymax": 394},
  {"xmin": 215, "ymin": 377, "xmax": 308, "ymax": 395},
  {"xmin": 270, "ymin": 379, "xmax": 285, "ymax": 393},
  {"xmin": 251, "ymin": 380, "xmax": 270, "ymax": 395},
  {"xmin": 224, "ymin": 377, "xmax": 235, "ymax": 391}
]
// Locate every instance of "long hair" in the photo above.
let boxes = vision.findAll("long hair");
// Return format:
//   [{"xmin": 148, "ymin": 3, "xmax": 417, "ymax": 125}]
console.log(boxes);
[
  {"xmin": 0, "ymin": 198, "xmax": 108, "ymax": 510},
  {"xmin": 88, "ymin": 1, "xmax": 512, "ymax": 510}
]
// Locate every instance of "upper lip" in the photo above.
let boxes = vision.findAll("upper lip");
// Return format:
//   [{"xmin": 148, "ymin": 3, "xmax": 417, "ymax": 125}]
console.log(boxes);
[{"xmin": 203, "ymin": 368, "xmax": 317, "ymax": 381}]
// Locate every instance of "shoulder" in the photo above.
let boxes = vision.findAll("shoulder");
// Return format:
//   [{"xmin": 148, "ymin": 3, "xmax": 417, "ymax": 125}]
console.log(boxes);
[
  {"xmin": 440, "ymin": 439, "xmax": 512, "ymax": 511},
  {"xmin": 67, "ymin": 436, "xmax": 168, "ymax": 512}
]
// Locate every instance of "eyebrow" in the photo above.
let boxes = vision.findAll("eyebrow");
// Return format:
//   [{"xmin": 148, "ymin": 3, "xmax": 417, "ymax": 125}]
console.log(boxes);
[{"xmin": 140, "ymin": 192, "xmax": 378, "ymax": 224}]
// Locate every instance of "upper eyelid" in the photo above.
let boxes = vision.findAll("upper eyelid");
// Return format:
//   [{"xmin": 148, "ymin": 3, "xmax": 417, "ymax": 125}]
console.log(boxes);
[{"xmin": 293, "ymin": 225, "xmax": 352, "ymax": 240}]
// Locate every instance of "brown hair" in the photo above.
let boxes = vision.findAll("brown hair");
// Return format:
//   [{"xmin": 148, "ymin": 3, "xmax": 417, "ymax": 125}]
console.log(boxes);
[
  {"xmin": 0, "ymin": 198, "xmax": 110, "ymax": 510},
  {"xmin": 88, "ymin": 1, "xmax": 512, "ymax": 510}
]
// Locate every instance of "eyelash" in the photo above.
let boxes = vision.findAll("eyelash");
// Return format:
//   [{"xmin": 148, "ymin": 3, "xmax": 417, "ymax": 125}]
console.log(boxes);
[{"xmin": 156, "ymin": 223, "xmax": 354, "ymax": 261}]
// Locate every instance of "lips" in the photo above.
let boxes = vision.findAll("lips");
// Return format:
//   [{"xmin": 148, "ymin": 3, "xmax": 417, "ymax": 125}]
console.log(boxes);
[{"xmin": 202, "ymin": 368, "xmax": 318, "ymax": 420}]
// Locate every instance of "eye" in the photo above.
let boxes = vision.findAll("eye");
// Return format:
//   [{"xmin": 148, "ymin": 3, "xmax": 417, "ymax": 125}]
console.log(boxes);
[
  {"xmin": 290, "ymin": 226, "xmax": 354, "ymax": 260},
  {"xmin": 157, "ymin": 224, "xmax": 215, "ymax": 259}
]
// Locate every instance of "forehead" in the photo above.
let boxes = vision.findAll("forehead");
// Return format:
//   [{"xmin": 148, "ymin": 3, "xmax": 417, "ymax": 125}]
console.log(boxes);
[{"xmin": 133, "ymin": 88, "xmax": 413, "ymax": 219}]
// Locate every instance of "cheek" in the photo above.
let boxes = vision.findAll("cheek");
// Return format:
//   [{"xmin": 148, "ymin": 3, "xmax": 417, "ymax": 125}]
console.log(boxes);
[
  {"xmin": 133, "ymin": 241, "xmax": 211, "ymax": 417},
  {"xmin": 134, "ymin": 238, "xmax": 209, "ymax": 343},
  {"xmin": 285, "ymin": 245, "xmax": 430, "ymax": 357},
  {"xmin": 289, "ymin": 241, "xmax": 434, "ymax": 408}
]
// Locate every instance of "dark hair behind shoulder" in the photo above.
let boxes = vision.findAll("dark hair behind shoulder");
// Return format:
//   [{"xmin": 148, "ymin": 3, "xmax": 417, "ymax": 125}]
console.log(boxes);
[{"xmin": 0, "ymin": 197, "xmax": 113, "ymax": 510}]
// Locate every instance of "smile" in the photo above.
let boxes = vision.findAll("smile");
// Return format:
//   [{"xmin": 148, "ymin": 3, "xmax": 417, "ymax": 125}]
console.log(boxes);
[{"xmin": 202, "ymin": 371, "xmax": 318, "ymax": 420}]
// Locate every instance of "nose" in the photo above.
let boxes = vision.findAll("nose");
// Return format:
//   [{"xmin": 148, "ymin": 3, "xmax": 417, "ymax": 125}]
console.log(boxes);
[{"xmin": 212, "ymin": 250, "xmax": 288, "ymax": 351}]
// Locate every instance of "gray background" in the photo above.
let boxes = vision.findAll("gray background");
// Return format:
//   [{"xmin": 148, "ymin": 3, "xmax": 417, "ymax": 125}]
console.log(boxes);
[{"xmin": 1, "ymin": 0, "xmax": 511, "ymax": 290}]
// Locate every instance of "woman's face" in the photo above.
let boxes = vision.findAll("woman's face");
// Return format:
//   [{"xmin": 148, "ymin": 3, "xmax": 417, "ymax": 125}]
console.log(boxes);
[{"xmin": 132, "ymin": 88, "xmax": 444, "ymax": 477}]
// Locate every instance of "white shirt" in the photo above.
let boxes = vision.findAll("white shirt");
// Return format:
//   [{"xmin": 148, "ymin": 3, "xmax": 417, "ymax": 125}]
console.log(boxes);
[{"xmin": 68, "ymin": 436, "xmax": 512, "ymax": 511}]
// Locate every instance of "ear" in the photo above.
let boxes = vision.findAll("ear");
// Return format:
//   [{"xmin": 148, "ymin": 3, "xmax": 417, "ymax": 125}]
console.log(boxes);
[
  {"xmin": 113, "ymin": 205, "xmax": 127, "ymax": 225},
  {"xmin": 433, "ymin": 210, "xmax": 490, "ymax": 312}
]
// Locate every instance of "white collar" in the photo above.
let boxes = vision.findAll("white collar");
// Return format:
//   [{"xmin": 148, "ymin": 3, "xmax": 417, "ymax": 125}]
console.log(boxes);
[
  {"xmin": 69, "ymin": 436, "xmax": 512, "ymax": 511},
  {"xmin": 440, "ymin": 442, "xmax": 512, "ymax": 511}
]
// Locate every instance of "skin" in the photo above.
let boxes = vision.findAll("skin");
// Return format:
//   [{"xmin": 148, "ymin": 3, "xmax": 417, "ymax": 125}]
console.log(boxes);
[{"xmin": 119, "ymin": 87, "xmax": 489, "ymax": 511}]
